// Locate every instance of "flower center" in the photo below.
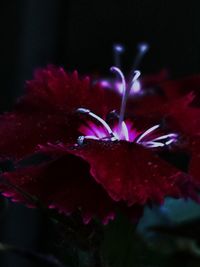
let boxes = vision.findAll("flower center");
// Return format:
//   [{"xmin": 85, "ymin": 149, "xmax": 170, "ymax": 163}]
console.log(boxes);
[
  {"xmin": 77, "ymin": 45, "xmax": 178, "ymax": 148},
  {"xmin": 77, "ymin": 108, "xmax": 178, "ymax": 148}
]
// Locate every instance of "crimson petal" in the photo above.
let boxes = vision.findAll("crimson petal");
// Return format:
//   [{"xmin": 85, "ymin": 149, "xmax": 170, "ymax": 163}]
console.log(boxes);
[
  {"xmin": 161, "ymin": 74, "xmax": 200, "ymax": 106},
  {"xmin": 69, "ymin": 140, "xmax": 199, "ymax": 205},
  {"xmin": 0, "ymin": 152, "xmax": 142, "ymax": 224},
  {"xmin": 0, "ymin": 66, "xmax": 119, "ymax": 160},
  {"xmin": 165, "ymin": 93, "xmax": 200, "ymax": 136}
]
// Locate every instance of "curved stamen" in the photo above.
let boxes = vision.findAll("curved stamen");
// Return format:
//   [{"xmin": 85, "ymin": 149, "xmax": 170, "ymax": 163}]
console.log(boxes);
[
  {"xmin": 131, "ymin": 70, "xmax": 141, "ymax": 83},
  {"xmin": 138, "ymin": 131, "xmax": 178, "ymax": 148},
  {"xmin": 110, "ymin": 67, "xmax": 141, "ymax": 129},
  {"xmin": 142, "ymin": 137, "xmax": 177, "ymax": 148},
  {"xmin": 136, "ymin": 124, "xmax": 160, "ymax": 143},
  {"xmin": 77, "ymin": 109, "xmax": 177, "ymax": 148},
  {"xmin": 110, "ymin": 67, "xmax": 126, "ymax": 95},
  {"xmin": 77, "ymin": 108, "xmax": 117, "ymax": 139},
  {"xmin": 119, "ymin": 70, "xmax": 140, "ymax": 127},
  {"xmin": 130, "ymin": 79, "xmax": 141, "ymax": 94},
  {"xmin": 113, "ymin": 44, "xmax": 125, "ymax": 68},
  {"xmin": 141, "ymin": 141, "xmax": 165, "ymax": 148},
  {"xmin": 150, "ymin": 133, "xmax": 178, "ymax": 142}
]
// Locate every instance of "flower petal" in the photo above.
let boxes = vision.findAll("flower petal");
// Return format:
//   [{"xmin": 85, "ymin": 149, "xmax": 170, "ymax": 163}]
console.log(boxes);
[
  {"xmin": 69, "ymin": 140, "xmax": 199, "ymax": 205},
  {"xmin": 161, "ymin": 74, "xmax": 200, "ymax": 106},
  {"xmin": 165, "ymin": 93, "xmax": 200, "ymax": 136},
  {"xmin": 0, "ymin": 66, "xmax": 119, "ymax": 160},
  {"xmin": 0, "ymin": 151, "xmax": 142, "ymax": 224}
]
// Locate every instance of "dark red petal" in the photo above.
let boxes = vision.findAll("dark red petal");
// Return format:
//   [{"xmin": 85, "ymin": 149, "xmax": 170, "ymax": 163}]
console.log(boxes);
[
  {"xmin": 128, "ymin": 92, "xmax": 200, "ymax": 137},
  {"xmin": 0, "ymin": 66, "xmax": 120, "ymax": 160},
  {"xmin": 0, "ymin": 111, "xmax": 78, "ymax": 160},
  {"xmin": 126, "ymin": 94, "xmax": 166, "ymax": 131},
  {"xmin": 141, "ymin": 69, "xmax": 168, "ymax": 89},
  {"xmin": 165, "ymin": 93, "xmax": 200, "ymax": 136},
  {"xmin": 161, "ymin": 74, "xmax": 200, "ymax": 106},
  {"xmin": 0, "ymin": 152, "xmax": 142, "ymax": 224},
  {"xmin": 69, "ymin": 140, "xmax": 199, "ymax": 205},
  {"xmin": 21, "ymin": 65, "xmax": 120, "ymax": 116}
]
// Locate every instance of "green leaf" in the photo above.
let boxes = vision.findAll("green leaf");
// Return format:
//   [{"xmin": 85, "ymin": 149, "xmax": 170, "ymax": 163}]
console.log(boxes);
[{"xmin": 101, "ymin": 213, "xmax": 171, "ymax": 267}]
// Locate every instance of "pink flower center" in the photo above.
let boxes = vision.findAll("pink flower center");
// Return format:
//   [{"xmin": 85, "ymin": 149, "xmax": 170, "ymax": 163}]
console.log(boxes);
[{"xmin": 77, "ymin": 108, "xmax": 178, "ymax": 148}]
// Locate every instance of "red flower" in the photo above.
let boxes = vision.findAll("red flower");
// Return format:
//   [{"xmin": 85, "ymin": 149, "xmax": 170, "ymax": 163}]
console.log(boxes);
[{"xmin": 0, "ymin": 65, "xmax": 199, "ymax": 224}]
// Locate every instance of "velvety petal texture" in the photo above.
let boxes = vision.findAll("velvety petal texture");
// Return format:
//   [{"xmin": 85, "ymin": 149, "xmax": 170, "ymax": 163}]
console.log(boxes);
[
  {"xmin": 0, "ymin": 66, "xmax": 120, "ymax": 160},
  {"xmin": 0, "ymin": 65, "xmax": 199, "ymax": 224},
  {"xmin": 1, "ymin": 152, "xmax": 143, "ymax": 224},
  {"xmin": 68, "ymin": 140, "xmax": 199, "ymax": 205},
  {"xmin": 160, "ymin": 74, "xmax": 200, "ymax": 106}
]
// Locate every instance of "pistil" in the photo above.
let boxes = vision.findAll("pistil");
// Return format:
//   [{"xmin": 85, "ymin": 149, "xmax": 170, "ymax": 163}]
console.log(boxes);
[
  {"xmin": 110, "ymin": 67, "xmax": 141, "ymax": 129},
  {"xmin": 113, "ymin": 44, "xmax": 125, "ymax": 68}
]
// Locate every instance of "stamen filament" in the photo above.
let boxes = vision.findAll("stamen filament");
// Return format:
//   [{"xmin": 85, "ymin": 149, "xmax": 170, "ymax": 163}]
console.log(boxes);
[
  {"xmin": 150, "ymin": 133, "xmax": 178, "ymax": 142},
  {"xmin": 139, "ymin": 131, "xmax": 178, "ymax": 148},
  {"xmin": 119, "ymin": 70, "xmax": 141, "ymax": 127},
  {"xmin": 110, "ymin": 67, "xmax": 141, "ymax": 129},
  {"xmin": 121, "ymin": 121, "xmax": 129, "ymax": 141},
  {"xmin": 84, "ymin": 136, "xmax": 99, "ymax": 140},
  {"xmin": 136, "ymin": 124, "xmax": 160, "ymax": 143},
  {"xmin": 77, "ymin": 108, "xmax": 117, "ymax": 138},
  {"xmin": 165, "ymin": 139, "xmax": 175, "ymax": 145},
  {"xmin": 141, "ymin": 141, "xmax": 165, "ymax": 148},
  {"xmin": 77, "ymin": 110, "xmax": 178, "ymax": 148}
]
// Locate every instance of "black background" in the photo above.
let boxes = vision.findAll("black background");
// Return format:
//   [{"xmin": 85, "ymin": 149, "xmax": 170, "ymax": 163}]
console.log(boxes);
[{"xmin": 1, "ymin": 1, "xmax": 200, "ymax": 266}]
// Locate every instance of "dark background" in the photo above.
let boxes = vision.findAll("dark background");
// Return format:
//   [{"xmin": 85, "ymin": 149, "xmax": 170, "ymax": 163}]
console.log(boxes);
[{"xmin": 1, "ymin": 1, "xmax": 200, "ymax": 266}]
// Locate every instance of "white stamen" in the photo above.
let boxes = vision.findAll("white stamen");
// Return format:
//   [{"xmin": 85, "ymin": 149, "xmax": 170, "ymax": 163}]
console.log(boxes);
[
  {"xmin": 139, "ymin": 132, "xmax": 178, "ymax": 148},
  {"xmin": 121, "ymin": 121, "xmax": 129, "ymax": 141},
  {"xmin": 165, "ymin": 139, "xmax": 175, "ymax": 145},
  {"xmin": 77, "ymin": 108, "xmax": 90, "ymax": 114},
  {"xmin": 118, "ymin": 70, "xmax": 140, "ymax": 126},
  {"xmin": 150, "ymin": 133, "xmax": 178, "ymax": 142},
  {"xmin": 110, "ymin": 67, "xmax": 126, "ymax": 95},
  {"xmin": 136, "ymin": 124, "xmax": 160, "ymax": 143},
  {"xmin": 130, "ymin": 80, "xmax": 141, "ymax": 94},
  {"xmin": 131, "ymin": 70, "xmax": 141, "ymax": 82},
  {"xmin": 77, "ymin": 108, "xmax": 117, "ymax": 139},
  {"xmin": 84, "ymin": 136, "xmax": 99, "ymax": 140},
  {"xmin": 142, "ymin": 141, "xmax": 165, "ymax": 148},
  {"xmin": 77, "ymin": 109, "xmax": 177, "ymax": 148}
]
